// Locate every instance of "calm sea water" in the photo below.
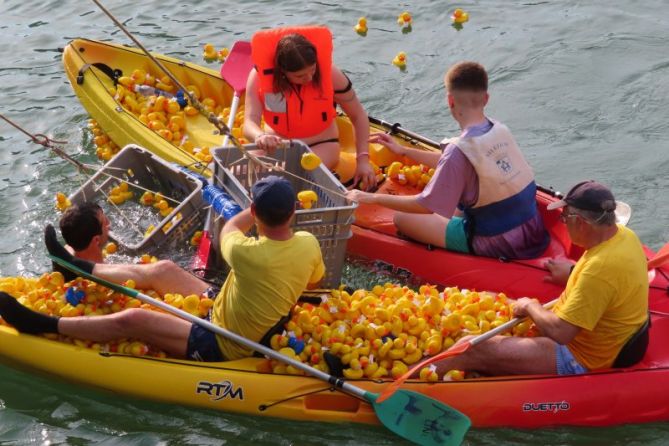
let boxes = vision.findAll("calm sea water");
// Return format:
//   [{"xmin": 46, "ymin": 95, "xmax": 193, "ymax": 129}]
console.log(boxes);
[{"xmin": 1, "ymin": 0, "xmax": 668, "ymax": 444}]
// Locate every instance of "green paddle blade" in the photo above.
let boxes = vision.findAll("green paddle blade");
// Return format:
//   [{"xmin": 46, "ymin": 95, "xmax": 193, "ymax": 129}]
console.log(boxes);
[{"xmin": 368, "ymin": 389, "xmax": 470, "ymax": 446}]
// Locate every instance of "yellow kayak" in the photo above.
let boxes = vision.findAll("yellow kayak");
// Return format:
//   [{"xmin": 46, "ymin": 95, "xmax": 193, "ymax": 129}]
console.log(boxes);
[{"xmin": 61, "ymin": 38, "xmax": 436, "ymax": 182}]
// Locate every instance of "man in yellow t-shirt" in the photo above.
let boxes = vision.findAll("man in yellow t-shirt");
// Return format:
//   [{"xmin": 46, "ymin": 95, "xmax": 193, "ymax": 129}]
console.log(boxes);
[
  {"xmin": 432, "ymin": 180, "xmax": 648, "ymax": 376},
  {"xmin": 211, "ymin": 176, "xmax": 325, "ymax": 359},
  {"xmin": 1, "ymin": 175, "xmax": 323, "ymax": 363}
]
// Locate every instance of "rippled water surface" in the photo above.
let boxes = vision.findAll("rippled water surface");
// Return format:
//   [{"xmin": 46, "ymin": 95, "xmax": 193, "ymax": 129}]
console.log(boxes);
[{"xmin": 1, "ymin": 0, "xmax": 668, "ymax": 444}]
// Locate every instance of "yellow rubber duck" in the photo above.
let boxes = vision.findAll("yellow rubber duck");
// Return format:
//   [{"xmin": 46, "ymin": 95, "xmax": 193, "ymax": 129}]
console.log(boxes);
[
  {"xmin": 354, "ymin": 17, "xmax": 368, "ymax": 36},
  {"xmin": 297, "ymin": 190, "xmax": 318, "ymax": 209},
  {"xmin": 202, "ymin": 43, "xmax": 218, "ymax": 63},
  {"xmin": 190, "ymin": 230, "xmax": 203, "ymax": 246},
  {"xmin": 452, "ymin": 8, "xmax": 469, "ymax": 24},
  {"xmin": 217, "ymin": 47, "xmax": 230, "ymax": 63},
  {"xmin": 392, "ymin": 51, "xmax": 407, "ymax": 70},
  {"xmin": 300, "ymin": 152, "xmax": 322, "ymax": 171},
  {"xmin": 397, "ymin": 11, "xmax": 412, "ymax": 27},
  {"xmin": 104, "ymin": 242, "xmax": 117, "ymax": 255},
  {"xmin": 55, "ymin": 192, "xmax": 71, "ymax": 211}
]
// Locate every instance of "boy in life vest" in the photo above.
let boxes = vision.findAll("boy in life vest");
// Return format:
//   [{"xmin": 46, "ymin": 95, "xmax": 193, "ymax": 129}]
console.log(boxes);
[
  {"xmin": 243, "ymin": 26, "xmax": 377, "ymax": 190},
  {"xmin": 347, "ymin": 61, "xmax": 549, "ymax": 260},
  {"xmin": 1, "ymin": 176, "xmax": 324, "ymax": 362}
]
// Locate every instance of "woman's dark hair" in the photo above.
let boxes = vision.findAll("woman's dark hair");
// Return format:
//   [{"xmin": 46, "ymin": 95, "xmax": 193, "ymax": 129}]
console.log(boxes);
[
  {"xmin": 272, "ymin": 33, "xmax": 320, "ymax": 93},
  {"xmin": 59, "ymin": 202, "xmax": 103, "ymax": 250}
]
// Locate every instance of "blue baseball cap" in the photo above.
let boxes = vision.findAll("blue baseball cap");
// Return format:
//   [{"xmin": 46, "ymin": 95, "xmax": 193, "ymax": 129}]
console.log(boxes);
[{"xmin": 251, "ymin": 175, "xmax": 295, "ymax": 225}]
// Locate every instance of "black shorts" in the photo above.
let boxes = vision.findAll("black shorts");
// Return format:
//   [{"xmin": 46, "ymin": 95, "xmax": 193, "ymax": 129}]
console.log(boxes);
[{"xmin": 186, "ymin": 309, "xmax": 225, "ymax": 362}]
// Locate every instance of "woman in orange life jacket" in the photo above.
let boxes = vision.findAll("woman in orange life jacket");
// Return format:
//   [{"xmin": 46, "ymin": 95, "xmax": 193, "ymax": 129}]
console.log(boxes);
[{"xmin": 243, "ymin": 26, "xmax": 377, "ymax": 189}]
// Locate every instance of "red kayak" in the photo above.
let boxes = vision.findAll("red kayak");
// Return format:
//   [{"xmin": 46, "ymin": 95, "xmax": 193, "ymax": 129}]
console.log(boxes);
[{"xmin": 346, "ymin": 119, "xmax": 669, "ymax": 315}]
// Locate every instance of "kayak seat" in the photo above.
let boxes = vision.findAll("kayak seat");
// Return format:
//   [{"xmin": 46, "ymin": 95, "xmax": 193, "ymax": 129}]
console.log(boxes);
[{"xmin": 612, "ymin": 317, "xmax": 650, "ymax": 368}]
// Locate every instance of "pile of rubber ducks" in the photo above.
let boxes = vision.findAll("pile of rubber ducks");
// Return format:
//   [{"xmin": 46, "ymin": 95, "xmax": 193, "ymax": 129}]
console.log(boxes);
[
  {"xmin": 260, "ymin": 283, "xmax": 536, "ymax": 381},
  {"xmin": 386, "ymin": 161, "xmax": 435, "ymax": 190},
  {"xmin": 0, "ymin": 272, "xmax": 215, "ymax": 357},
  {"xmin": 97, "ymin": 66, "xmax": 248, "ymax": 164}
]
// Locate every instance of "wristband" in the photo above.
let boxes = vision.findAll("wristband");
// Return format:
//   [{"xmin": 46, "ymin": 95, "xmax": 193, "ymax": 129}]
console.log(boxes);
[{"xmin": 356, "ymin": 152, "xmax": 370, "ymax": 160}]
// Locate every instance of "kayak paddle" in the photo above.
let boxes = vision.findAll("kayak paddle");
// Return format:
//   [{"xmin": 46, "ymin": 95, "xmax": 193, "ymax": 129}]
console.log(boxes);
[
  {"xmin": 648, "ymin": 241, "xmax": 669, "ymax": 271},
  {"xmin": 49, "ymin": 255, "xmax": 471, "ymax": 446},
  {"xmin": 194, "ymin": 40, "xmax": 253, "ymax": 271},
  {"xmin": 377, "ymin": 298, "xmax": 558, "ymax": 403},
  {"xmin": 220, "ymin": 40, "xmax": 253, "ymax": 148}
]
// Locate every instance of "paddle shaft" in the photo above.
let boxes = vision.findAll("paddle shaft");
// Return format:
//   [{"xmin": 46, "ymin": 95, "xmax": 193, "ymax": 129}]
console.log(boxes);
[
  {"xmin": 222, "ymin": 95, "xmax": 241, "ymax": 147},
  {"xmin": 49, "ymin": 256, "xmax": 367, "ymax": 400}
]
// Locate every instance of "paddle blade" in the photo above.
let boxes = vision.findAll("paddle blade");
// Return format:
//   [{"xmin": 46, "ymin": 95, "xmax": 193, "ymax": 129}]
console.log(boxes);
[
  {"xmin": 370, "ymin": 390, "xmax": 470, "ymax": 446},
  {"xmin": 377, "ymin": 341, "xmax": 471, "ymax": 403},
  {"xmin": 648, "ymin": 241, "xmax": 669, "ymax": 270},
  {"xmin": 220, "ymin": 41, "xmax": 253, "ymax": 94}
]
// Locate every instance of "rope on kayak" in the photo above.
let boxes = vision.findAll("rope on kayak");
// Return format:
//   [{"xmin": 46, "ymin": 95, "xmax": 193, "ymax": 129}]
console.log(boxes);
[
  {"xmin": 257, "ymin": 386, "xmax": 367, "ymax": 412},
  {"xmin": 0, "ymin": 113, "xmax": 191, "ymax": 239},
  {"xmin": 90, "ymin": 0, "xmax": 351, "ymax": 203},
  {"xmin": 0, "ymin": 113, "xmax": 98, "ymax": 174}
]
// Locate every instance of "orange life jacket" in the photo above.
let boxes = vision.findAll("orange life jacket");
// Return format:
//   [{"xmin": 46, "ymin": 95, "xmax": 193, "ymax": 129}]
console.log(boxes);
[{"xmin": 251, "ymin": 26, "xmax": 336, "ymax": 138}]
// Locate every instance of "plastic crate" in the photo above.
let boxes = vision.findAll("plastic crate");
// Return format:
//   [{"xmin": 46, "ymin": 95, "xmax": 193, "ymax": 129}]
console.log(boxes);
[
  {"xmin": 211, "ymin": 141, "xmax": 357, "ymax": 288},
  {"xmin": 69, "ymin": 144, "xmax": 205, "ymax": 254}
]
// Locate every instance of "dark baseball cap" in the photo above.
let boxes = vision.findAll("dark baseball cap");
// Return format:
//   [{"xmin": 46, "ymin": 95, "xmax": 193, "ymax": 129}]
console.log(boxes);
[
  {"xmin": 547, "ymin": 180, "xmax": 616, "ymax": 212},
  {"xmin": 251, "ymin": 175, "xmax": 295, "ymax": 225}
]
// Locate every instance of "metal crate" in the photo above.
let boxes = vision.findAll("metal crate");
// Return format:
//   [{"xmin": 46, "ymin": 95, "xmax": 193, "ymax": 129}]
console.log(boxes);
[
  {"xmin": 69, "ymin": 144, "xmax": 205, "ymax": 254},
  {"xmin": 211, "ymin": 141, "xmax": 357, "ymax": 288}
]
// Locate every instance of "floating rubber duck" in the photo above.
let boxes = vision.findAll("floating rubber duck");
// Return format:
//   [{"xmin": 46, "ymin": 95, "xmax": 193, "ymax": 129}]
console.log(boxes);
[
  {"xmin": 202, "ymin": 43, "xmax": 218, "ymax": 63},
  {"xmin": 297, "ymin": 190, "xmax": 318, "ymax": 209},
  {"xmin": 451, "ymin": 8, "xmax": 469, "ymax": 24},
  {"xmin": 354, "ymin": 17, "xmax": 368, "ymax": 36},
  {"xmin": 300, "ymin": 152, "xmax": 322, "ymax": 171},
  {"xmin": 392, "ymin": 51, "xmax": 407, "ymax": 70},
  {"xmin": 397, "ymin": 11, "xmax": 412, "ymax": 26},
  {"xmin": 55, "ymin": 192, "xmax": 71, "ymax": 211},
  {"xmin": 397, "ymin": 11, "xmax": 412, "ymax": 33},
  {"xmin": 217, "ymin": 47, "xmax": 230, "ymax": 63},
  {"xmin": 103, "ymin": 242, "xmax": 117, "ymax": 255}
]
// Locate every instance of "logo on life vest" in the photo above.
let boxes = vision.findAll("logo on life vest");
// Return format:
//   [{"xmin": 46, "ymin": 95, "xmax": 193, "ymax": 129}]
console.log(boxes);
[
  {"xmin": 496, "ymin": 156, "xmax": 513, "ymax": 173},
  {"xmin": 196, "ymin": 380, "xmax": 244, "ymax": 401},
  {"xmin": 522, "ymin": 401, "xmax": 570, "ymax": 413}
]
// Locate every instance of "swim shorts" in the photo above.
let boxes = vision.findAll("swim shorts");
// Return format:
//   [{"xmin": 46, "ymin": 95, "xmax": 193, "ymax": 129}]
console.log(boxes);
[
  {"xmin": 555, "ymin": 344, "xmax": 588, "ymax": 375},
  {"xmin": 186, "ymin": 311, "xmax": 225, "ymax": 362},
  {"xmin": 445, "ymin": 216, "xmax": 471, "ymax": 254}
]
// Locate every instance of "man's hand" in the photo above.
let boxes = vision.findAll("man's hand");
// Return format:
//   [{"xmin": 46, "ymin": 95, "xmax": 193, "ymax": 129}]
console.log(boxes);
[
  {"xmin": 353, "ymin": 159, "xmax": 377, "ymax": 191},
  {"xmin": 543, "ymin": 258, "xmax": 574, "ymax": 285},
  {"xmin": 369, "ymin": 133, "xmax": 405, "ymax": 155},
  {"xmin": 512, "ymin": 297, "xmax": 540, "ymax": 318}
]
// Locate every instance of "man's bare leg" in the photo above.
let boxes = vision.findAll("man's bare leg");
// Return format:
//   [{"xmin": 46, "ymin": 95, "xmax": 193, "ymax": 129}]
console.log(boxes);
[
  {"xmin": 58, "ymin": 308, "xmax": 192, "ymax": 357},
  {"xmin": 93, "ymin": 260, "xmax": 210, "ymax": 296},
  {"xmin": 434, "ymin": 335, "xmax": 558, "ymax": 376}
]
